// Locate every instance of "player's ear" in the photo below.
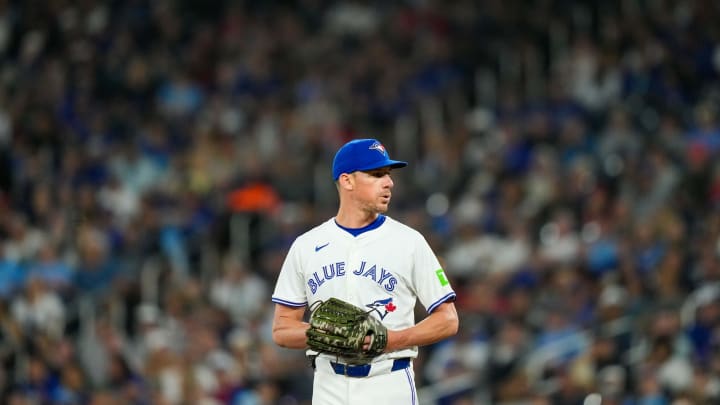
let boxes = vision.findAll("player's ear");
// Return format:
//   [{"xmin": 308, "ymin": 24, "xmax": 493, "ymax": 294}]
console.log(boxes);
[{"xmin": 338, "ymin": 173, "xmax": 354, "ymax": 190}]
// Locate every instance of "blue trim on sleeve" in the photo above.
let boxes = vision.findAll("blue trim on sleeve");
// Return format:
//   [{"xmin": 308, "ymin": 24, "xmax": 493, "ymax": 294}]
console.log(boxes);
[
  {"xmin": 427, "ymin": 292, "xmax": 456, "ymax": 313},
  {"xmin": 272, "ymin": 297, "xmax": 308, "ymax": 307}
]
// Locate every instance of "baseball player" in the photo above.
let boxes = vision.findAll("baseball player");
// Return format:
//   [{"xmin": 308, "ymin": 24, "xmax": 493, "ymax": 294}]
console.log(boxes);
[{"xmin": 271, "ymin": 138, "xmax": 459, "ymax": 404}]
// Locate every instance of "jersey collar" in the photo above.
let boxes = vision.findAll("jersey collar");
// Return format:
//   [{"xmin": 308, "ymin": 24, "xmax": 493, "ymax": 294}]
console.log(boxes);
[{"xmin": 334, "ymin": 215, "xmax": 386, "ymax": 237}]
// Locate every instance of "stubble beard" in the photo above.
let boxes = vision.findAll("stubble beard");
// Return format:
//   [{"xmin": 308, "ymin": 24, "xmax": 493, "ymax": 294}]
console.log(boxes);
[
  {"xmin": 374, "ymin": 196, "xmax": 391, "ymax": 214},
  {"xmin": 362, "ymin": 198, "xmax": 389, "ymax": 215}
]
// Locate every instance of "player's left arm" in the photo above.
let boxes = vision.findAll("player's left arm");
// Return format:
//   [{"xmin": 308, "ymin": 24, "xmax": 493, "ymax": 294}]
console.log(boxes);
[{"xmin": 383, "ymin": 301, "xmax": 458, "ymax": 352}]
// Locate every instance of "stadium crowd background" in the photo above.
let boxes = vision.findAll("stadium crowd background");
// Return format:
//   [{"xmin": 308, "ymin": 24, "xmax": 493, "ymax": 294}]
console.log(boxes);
[{"xmin": 2, "ymin": 0, "xmax": 720, "ymax": 404}]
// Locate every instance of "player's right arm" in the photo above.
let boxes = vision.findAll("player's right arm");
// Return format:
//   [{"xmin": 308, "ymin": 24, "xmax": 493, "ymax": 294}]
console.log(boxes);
[
  {"xmin": 272, "ymin": 303, "xmax": 310, "ymax": 349},
  {"xmin": 271, "ymin": 236, "xmax": 312, "ymax": 349}
]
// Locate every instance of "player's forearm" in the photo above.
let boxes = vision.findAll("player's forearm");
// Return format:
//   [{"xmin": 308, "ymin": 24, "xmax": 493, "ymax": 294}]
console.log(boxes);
[
  {"xmin": 272, "ymin": 319, "xmax": 310, "ymax": 349},
  {"xmin": 272, "ymin": 304, "xmax": 311, "ymax": 349},
  {"xmin": 386, "ymin": 302, "xmax": 459, "ymax": 352}
]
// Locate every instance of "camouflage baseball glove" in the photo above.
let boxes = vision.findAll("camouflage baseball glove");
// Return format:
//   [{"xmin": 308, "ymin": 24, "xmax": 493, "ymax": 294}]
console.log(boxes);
[{"xmin": 306, "ymin": 297, "xmax": 388, "ymax": 363}]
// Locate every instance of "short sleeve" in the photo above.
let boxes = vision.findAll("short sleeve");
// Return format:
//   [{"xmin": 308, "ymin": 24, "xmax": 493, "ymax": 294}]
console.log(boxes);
[
  {"xmin": 271, "ymin": 241, "xmax": 308, "ymax": 307},
  {"xmin": 413, "ymin": 233, "xmax": 456, "ymax": 313}
]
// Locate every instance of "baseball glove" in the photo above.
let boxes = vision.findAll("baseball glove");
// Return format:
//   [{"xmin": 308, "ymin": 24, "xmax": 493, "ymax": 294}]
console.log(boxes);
[{"xmin": 306, "ymin": 297, "xmax": 388, "ymax": 363}]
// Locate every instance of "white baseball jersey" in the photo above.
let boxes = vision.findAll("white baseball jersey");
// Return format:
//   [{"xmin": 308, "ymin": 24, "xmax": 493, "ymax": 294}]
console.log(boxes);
[{"xmin": 271, "ymin": 215, "xmax": 456, "ymax": 361}]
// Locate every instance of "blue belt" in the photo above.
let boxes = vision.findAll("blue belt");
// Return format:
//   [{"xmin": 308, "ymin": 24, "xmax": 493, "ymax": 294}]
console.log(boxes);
[{"xmin": 330, "ymin": 358, "xmax": 411, "ymax": 378}]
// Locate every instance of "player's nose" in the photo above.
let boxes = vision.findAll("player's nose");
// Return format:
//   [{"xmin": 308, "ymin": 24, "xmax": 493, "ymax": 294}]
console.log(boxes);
[{"xmin": 383, "ymin": 174, "xmax": 394, "ymax": 188}]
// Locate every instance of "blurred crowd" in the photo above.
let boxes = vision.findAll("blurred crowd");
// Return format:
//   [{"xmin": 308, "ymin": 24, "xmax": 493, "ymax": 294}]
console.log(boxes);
[{"xmin": 2, "ymin": 0, "xmax": 720, "ymax": 404}]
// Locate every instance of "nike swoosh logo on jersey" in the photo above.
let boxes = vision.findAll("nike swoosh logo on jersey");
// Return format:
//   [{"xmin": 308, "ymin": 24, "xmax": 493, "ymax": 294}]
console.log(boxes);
[{"xmin": 315, "ymin": 243, "xmax": 329, "ymax": 252}]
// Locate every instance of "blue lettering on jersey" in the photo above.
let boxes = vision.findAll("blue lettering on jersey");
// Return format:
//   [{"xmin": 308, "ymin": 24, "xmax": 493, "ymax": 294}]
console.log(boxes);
[
  {"xmin": 353, "ymin": 261, "xmax": 365, "ymax": 275},
  {"xmin": 310, "ymin": 261, "xmax": 397, "ymax": 294},
  {"xmin": 362, "ymin": 265, "xmax": 377, "ymax": 281},
  {"xmin": 379, "ymin": 268, "xmax": 396, "ymax": 291},
  {"xmin": 309, "ymin": 262, "xmax": 345, "ymax": 294},
  {"xmin": 384, "ymin": 277, "xmax": 397, "ymax": 291},
  {"xmin": 322, "ymin": 264, "xmax": 335, "ymax": 279},
  {"xmin": 321, "ymin": 262, "xmax": 346, "ymax": 279},
  {"xmin": 378, "ymin": 268, "xmax": 393, "ymax": 284},
  {"xmin": 313, "ymin": 272, "xmax": 325, "ymax": 287}
]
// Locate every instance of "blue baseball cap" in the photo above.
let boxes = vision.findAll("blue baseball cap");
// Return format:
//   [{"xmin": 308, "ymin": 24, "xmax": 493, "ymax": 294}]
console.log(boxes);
[{"xmin": 332, "ymin": 139, "xmax": 407, "ymax": 180}]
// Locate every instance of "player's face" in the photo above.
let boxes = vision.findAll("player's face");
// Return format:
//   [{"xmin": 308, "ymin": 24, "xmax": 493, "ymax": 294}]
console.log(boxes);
[{"xmin": 351, "ymin": 167, "xmax": 394, "ymax": 213}]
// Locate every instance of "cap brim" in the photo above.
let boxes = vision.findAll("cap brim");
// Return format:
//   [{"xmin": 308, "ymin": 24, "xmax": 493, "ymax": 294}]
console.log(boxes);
[{"xmin": 357, "ymin": 159, "xmax": 408, "ymax": 172}]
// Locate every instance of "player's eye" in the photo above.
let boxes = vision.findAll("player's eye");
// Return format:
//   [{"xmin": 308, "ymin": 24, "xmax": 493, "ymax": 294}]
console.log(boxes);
[{"xmin": 366, "ymin": 169, "xmax": 391, "ymax": 178}]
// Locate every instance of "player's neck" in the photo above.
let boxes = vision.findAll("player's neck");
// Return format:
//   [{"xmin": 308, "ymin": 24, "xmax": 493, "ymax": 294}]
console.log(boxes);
[{"xmin": 335, "ymin": 208, "xmax": 379, "ymax": 229}]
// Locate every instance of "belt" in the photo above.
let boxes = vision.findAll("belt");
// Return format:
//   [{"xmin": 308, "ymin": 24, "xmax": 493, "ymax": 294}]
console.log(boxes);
[{"xmin": 329, "ymin": 358, "xmax": 411, "ymax": 378}]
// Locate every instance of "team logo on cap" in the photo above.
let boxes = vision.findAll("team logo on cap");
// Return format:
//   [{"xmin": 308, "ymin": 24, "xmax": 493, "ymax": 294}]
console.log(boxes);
[{"xmin": 369, "ymin": 141, "xmax": 386, "ymax": 155}]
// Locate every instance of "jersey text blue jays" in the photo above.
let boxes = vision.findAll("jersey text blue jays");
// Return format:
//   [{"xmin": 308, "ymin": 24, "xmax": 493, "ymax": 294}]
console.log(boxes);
[{"xmin": 308, "ymin": 261, "xmax": 397, "ymax": 294}]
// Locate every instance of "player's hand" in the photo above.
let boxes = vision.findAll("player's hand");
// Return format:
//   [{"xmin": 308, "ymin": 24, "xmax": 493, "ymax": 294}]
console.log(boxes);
[
  {"xmin": 363, "ymin": 335, "xmax": 371, "ymax": 351},
  {"xmin": 363, "ymin": 334, "xmax": 392, "ymax": 352}
]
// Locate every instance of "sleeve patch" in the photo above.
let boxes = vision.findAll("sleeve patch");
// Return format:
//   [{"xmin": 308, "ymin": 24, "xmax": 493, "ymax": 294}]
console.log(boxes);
[{"xmin": 435, "ymin": 269, "xmax": 449, "ymax": 286}]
